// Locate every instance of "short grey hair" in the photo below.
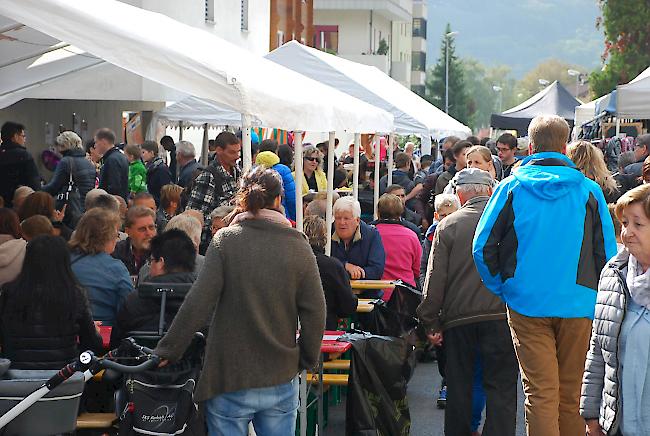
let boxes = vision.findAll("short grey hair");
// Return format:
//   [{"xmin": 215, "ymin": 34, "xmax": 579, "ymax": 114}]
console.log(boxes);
[
  {"xmin": 166, "ymin": 214, "xmax": 202, "ymax": 249},
  {"xmin": 176, "ymin": 140, "xmax": 196, "ymax": 158},
  {"xmin": 55, "ymin": 131, "xmax": 83, "ymax": 151},
  {"xmin": 209, "ymin": 205, "xmax": 234, "ymax": 220},
  {"xmin": 618, "ymin": 150, "xmax": 636, "ymax": 170},
  {"xmin": 303, "ymin": 145, "xmax": 321, "ymax": 159},
  {"xmin": 456, "ymin": 183, "xmax": 492, "ymax": 198},
  {"xmin": 434, "ymin": 193, "xmax": 461, "ymax": 212},
  {"xmin": 333, "ymin": 196, "xmax": 361, "ymax": 218}
]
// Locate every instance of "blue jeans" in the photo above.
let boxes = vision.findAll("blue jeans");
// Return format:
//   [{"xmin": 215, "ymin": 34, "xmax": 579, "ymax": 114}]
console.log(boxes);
[{"xmin": 204, "ymin": 377, "xmax": 299, "ymax": 436}]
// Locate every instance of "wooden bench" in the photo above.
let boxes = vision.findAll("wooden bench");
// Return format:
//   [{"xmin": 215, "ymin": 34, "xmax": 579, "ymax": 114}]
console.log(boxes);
[
  {"xmin": 323, "ymin": 359, "xmax": 350, "ymax": 371},
  {"xmin": 76, "ymin": 412, "xmax": 117, "ymax": 429},
  {"xmin": 306, "ymin": 373, "xmax": 349, "ymax": 386}
]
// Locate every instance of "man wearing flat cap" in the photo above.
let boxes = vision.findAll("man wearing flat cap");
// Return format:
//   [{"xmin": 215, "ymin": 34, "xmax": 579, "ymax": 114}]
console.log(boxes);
[{"xmin": 417, "ymin": 168, "xmax": 518, "ymax": 436}]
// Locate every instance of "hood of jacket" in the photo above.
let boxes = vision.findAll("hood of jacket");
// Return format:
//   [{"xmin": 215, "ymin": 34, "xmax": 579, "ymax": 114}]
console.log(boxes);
[
  {"xmin": 62, "ymin": 148, "xmax": 87, "ymax": 159},
  {"xmin": 0, "ymin": 236, "xmax": 26, "ymax": 268},
  {"xmin": 147, "ymin": 156, "xmax": 166, "ymax": 171},
  {"xmin": 513, "ymin": 152, "xmax": 585, "ymax": 201},
  {"xmin": 256, "ymin": 151, "xmax": 280, "ymax": 168}
]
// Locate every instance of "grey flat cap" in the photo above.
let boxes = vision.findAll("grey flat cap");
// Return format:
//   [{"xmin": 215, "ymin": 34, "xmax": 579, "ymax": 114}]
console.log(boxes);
[{"xmin": 453, "ymin": 168, "xmax": 494, "ymax": 187}]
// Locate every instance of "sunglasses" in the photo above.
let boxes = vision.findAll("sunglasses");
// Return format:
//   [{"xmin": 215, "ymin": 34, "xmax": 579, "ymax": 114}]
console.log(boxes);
[{"xmin": 305, "ymin": 156, "xmax": 321, "ymax": 163}]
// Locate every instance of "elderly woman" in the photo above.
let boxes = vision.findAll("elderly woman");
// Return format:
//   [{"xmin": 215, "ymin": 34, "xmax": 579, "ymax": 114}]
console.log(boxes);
[
  {"xmin": 69, "ymin": 208, "xmax": 133, "ymax": 325},
  {"xmin": 42, "ymin": 131, "xmax": 97, "ymax": 226},
  {"xmin": 568, "ymin": 140, "xmax": 620, "ymax": 203},
  {"xmin": 581, "ymin": 184, "xmax": 650, "ymax": 436},
  {"xmin": 375, "ymin": 194, "xmax": 422, "ymax": 301},
  {"xmin": 293, "ymin": 145, "xmax": 327, "ymax": 196},
  {"xmin": 304, "ymin": 215, "xmax": 358, "ymax": 329},
  {"xmin": 154, "ymin": 167, "xmax": 324, "ymax": 435},
  {"xmin": 331, "ymin": 196, "xmax": 385, "ymax": 297}
]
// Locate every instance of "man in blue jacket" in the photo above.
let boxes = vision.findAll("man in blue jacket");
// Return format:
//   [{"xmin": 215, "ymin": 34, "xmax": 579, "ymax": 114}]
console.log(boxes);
[
  {"xmin": 473, "ymin": 115, "xmax": 617, "ymax": 436},
  {"xmin": 331, "ymin": 197, "xmax": 385, "ymax": 297}
]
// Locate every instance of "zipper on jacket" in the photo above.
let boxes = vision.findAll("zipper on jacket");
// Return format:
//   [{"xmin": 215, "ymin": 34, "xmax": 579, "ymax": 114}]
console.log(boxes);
[{"xmin": 610, "ymin": 268, "xmax": 629, "ymax": 433}]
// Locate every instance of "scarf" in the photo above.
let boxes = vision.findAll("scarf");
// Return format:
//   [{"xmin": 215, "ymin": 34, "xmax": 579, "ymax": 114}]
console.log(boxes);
[
  {"xmin": 229, "ymin": 208, "xmax": 291, "ymax": 228},
  {"xmin": 626, "ymin": 254, "xmax": 650, "ymax": 310}
]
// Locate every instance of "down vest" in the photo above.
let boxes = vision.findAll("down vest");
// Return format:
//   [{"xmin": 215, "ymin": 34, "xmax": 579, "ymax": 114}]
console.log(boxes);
[{"xmin": 580, "ymin": 249, "xmax": 630, "ymax": 434}]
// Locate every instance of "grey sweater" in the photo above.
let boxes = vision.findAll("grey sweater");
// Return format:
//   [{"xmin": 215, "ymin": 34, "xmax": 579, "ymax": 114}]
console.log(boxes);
[{"xmin": 154, "ymin": 218, "xmax": 326, "ymax": 401}]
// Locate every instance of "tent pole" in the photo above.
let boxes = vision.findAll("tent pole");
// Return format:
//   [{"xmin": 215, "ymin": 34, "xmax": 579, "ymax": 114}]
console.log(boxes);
[
  {"xmin": 352, "ymin": 133, "xmax": 361, "ymax": 200},
  {"xmin": 178, "ymin": 121, "xmax": 183, "ymax": 141},
  {"xmin": 241, "ymin": 114, "xmax": 252, "ymax": 172},
  {"xmin": 325, "ymin": 131, "xmax": 335, "ymax": 256},
  {"xmin": 200, "ymin": 123, "xmax": 209, "ymax": 166},
  {"xmin": 387, "ymin": 133, "xmax": 394, "ymax": 187},
  {"xmin": 615, "ymin": 117, "xmax": 621, "ymax": 137},
  {"xmin": 294, "ymin": 130, "xmax": 306, "ymax": 436},
  {"xmin": 421, "ymin": 134, "xmax": 432, "ymax": 155},
  {"xmin": 373, "ymin": 134, "xmax": 380, "ymax": 220}
]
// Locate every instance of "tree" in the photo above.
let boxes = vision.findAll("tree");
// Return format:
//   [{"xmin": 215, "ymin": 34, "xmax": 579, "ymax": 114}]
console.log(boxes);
[
  {"xmin": 590, "ymin": 0, "xmax": 650, "ymax": 97},
  {"xmin": 462, "ymin": 59, "xmax": 518, "ymax": 130},
  {"xmin": 515, "ymin": 59, "xmax": 586, "ymax": 102},
  {"xmin": 425, "ymin": 24, "xmax": 471, "ymax": 125}
]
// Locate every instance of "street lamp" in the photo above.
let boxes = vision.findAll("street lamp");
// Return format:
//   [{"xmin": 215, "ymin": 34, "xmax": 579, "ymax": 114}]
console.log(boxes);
[
  {"xmin": 492, "ymin": 85, "xmax": 503, "ymax": 112},
  {"xmin": 445, "ymin": 30, "xmax": 459, "ymax": 114},
  {"xmin": 538, "ymin": 78, "xmax": 550, "ymax": 86},
  {"xmin": 568, "ymin": 69, "xmax": 582, "ymax": 98}
]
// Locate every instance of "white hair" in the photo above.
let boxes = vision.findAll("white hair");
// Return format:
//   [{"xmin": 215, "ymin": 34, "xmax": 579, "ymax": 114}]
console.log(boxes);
[
  {"xmin": 55, "ymin": 131, "xmax": 83, "ymax": 151},
  {"xmin": 209, "ymin": 205, "xmax": 234, "ymax": 220},
  {"xmin": 333, "ymin": 196, "xmax": 361, "ymax": 219},
  {"xmin": 434, "ymin": 193, "xmax": 461, "ymax": 212},
  {"xmin": 176, "ymin": 140, "xmax": 196, "ymax": 158},
  {"xmin": 456, "ymin": 183, "xmax": 492, "ymax": 197},
  {"xmin": 166, "ymin": 214, "xmax": 202, "ymax": 249}
]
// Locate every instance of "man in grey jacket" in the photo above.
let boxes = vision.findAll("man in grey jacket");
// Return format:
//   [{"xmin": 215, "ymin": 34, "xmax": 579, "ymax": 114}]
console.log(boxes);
[{"xmin": 417, "ymin": 168, "xmax": 518, "ymax": 436}]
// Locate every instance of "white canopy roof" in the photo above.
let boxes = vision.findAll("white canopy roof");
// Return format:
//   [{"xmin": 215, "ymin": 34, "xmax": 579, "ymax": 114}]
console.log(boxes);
[
  {"xmin": 617, "ymin": 66, "xmax": 650, "ymax": 119},
  {"xmin": 265, "ymin": 41, "xmax": 470, "ymax": 139},
  {"xmin": 574, "ymin": 93, "xmax": 612, "ymax": 127},
  {"xmin": 156, "ymin": 96, "xmax": 252, "ymax": 128},
  {"xmin": 0, "ymin": 0, "xmax": 393, "ymax": 133}
]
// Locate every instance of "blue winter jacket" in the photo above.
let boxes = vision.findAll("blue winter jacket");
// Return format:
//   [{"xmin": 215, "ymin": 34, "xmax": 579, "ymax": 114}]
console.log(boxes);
[
  {"xmin": 473, "ymin": 152, "xmax": 617, "ymax": 319},
  {"xmin": 331, "ymin": 221, "xmax": 386, "ymax": 280},
  {"xmin": 274, "ymin": 163, "xmax": 297, "ymax": 221}
]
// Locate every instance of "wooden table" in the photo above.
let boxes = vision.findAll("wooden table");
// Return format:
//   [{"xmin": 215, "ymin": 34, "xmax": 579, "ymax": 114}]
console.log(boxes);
[
  {"xmin": 356, "ymin": 298, "xmax": 377, "ymax": 313},
  {"xmin": 350, "ymin": 279, "xmax": 395, "ymax": 295}
]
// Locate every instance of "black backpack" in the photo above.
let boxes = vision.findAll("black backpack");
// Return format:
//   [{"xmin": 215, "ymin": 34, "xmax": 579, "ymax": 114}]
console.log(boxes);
[{"xmin": 179, "ymin": 165, "xmax": 224, "ymax": 211}]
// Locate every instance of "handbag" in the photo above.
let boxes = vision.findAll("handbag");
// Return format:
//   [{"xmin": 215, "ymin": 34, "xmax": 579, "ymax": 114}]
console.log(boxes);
[{"xmin": 55, "ymin": 158, "xmax": 82, "ymax": 227}]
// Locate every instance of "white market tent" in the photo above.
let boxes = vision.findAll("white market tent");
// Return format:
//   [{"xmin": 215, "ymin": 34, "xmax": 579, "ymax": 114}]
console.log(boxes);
[
  {"xmin": 266, "ymin": 41, "xmax": 471, "ymax": 151},
  {"xmin": 617, "ymin": 66, "xmax": 650, "ymax": 119},
  {"xmin": 574, "ymin": 93, "xmax": 613, "ymax": 128}
]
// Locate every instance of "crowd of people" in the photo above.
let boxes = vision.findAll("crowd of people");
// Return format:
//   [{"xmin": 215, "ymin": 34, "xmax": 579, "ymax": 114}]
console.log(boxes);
[{"xmin": 1, "ymin": 114, "xmax": 650, "ymax": 435}]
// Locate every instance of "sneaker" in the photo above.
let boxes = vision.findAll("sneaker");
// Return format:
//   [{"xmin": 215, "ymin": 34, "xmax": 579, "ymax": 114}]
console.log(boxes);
[{"xmin": 436, "ymin": 385, "xmax": 447, "ymax": 409}]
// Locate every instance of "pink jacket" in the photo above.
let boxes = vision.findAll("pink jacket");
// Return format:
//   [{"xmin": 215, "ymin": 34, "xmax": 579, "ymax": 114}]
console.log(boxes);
[{"xmin": 375, "ymin": 222, "xmax": 421, "ymax": 301}]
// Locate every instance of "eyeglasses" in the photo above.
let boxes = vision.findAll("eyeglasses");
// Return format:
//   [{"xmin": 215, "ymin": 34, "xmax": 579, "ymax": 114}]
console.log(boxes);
[
  {"xmin": 305, "ymin": 156, "xmax": 321, "ymax": 163},
  {"xmin": 496, "ymin": 146, "xmax": 512, "ymax": 153}
]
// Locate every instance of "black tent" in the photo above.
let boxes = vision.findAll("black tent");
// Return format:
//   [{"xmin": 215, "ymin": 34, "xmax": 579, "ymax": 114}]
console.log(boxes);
[{"xmin": 490, "ymin": 81, "xmax": 581, "ymax": 135}]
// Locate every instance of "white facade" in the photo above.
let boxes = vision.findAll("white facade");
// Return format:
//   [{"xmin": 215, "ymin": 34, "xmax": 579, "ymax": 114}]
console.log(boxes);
[
  {"xmin": 410, "ymin": 0, "xmax": 426, "ymax": 96},
  {"xmin": 314, "ymin": 0, "xmax": 412, "ymax": 87}
]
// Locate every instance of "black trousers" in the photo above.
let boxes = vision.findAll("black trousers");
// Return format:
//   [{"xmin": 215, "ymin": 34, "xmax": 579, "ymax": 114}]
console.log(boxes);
[{"xmin": 443, "ymin": 320, "xmax": 518, "ymax": 436}]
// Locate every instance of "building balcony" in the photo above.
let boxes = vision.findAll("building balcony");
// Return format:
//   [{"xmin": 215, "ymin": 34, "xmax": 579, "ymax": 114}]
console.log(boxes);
[
  {"xmin": 412, "ymin": 36, "xmax": 426, "ymax": 52},
  {"xmin": 411, "ymin": 70, "xmax": 426, "ymax": 86},
  {"xmin": 314, "ymin": 0, "xmax": 412, "ymax": 21},
  {"xmin": 340, "ymin": 54, "xmax": 389, "ymax": 74},
  {"xmin": 391, "ymin": 60, "xmax": 410, "ymax": 85}
]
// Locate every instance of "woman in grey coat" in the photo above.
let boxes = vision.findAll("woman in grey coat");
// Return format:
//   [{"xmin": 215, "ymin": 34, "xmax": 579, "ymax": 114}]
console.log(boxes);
[{"xmin": 581, "ymin": 184, "xmax": 650, "ymax": 436}]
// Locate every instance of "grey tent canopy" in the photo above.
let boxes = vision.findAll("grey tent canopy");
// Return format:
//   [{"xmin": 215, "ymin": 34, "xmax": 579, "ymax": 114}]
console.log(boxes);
[{"xmin": 490, "ymin": 81, "xmax": 581, "ymax": 135}]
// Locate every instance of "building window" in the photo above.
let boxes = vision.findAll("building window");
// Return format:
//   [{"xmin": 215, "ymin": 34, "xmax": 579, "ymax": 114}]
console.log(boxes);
[
  {"xmin": 205, "ymin": 0, "xmax": 215, "ymax": 22},
  {"xmin": 412, "ymin": 18, "xmax": 427, "ymax": 38},
  {"xmin": 241, "ymin": 0, "xmax": 249, "ymax": 31},
  {"xmin": 314, "ymin": 25, "xmax": 339, "ymax": 54},
  {"xmin": 412, "ymin": 51, "xmax": 426, "ymax": 72}
]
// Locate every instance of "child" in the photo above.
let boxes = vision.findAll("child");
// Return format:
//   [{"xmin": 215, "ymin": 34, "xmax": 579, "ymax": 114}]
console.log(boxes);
[{"xmin": 124, "ymin": 144, "xmax": 147, "ymax": 197}]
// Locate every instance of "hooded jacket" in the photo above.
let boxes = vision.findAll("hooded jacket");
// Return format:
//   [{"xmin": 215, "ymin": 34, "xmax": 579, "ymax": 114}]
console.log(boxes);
[
  {"xmin": 146, "ymin": 157, "xmax": 172, "ymax": 206},
  {"xmin": 256, "ymin": 151, "xmax": 297, "ymax": 220},
  {"xmin": 0, "ymin": 235, "xmax": 26, "ymax": 287},
  {"xmin": 42, "ymin": 148, "xmax": 97, "ymax": 211},
  {"xmin": 473, "ymin": 152, "xmax": 618, "ymax": 319}
]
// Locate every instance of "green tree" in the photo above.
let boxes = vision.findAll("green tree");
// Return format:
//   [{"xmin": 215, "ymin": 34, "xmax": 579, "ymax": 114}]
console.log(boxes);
[
  {"xmin": 515, "ymin": 59, "xmax": 586, "ymax": 102},
  {"xmin": 590, "ymin": 0, "xmax": 650, "ymax": 97},
  {"xmin": 462, "ymin": 59, "xmax": 518, "ymax": 130},
  {"xmin": 425, "ymin": 24, "xmax": 471, "ymax": 125}
]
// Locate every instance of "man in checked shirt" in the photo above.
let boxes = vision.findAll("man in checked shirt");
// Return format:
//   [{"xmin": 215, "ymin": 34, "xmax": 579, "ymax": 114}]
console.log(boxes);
[{"xmin": 186, "ymin": 131, "xmax": 241, "ymax": 252}]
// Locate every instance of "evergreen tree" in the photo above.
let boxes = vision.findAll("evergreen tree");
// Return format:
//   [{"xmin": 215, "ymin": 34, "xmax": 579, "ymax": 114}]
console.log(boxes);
[
  {"xmin": 590, "ymin": 0, "xmax": 650, "ymax": 97},
  {"xmin": 425, "ymin": 24, "xmax": 471, "ymax": 125}
]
